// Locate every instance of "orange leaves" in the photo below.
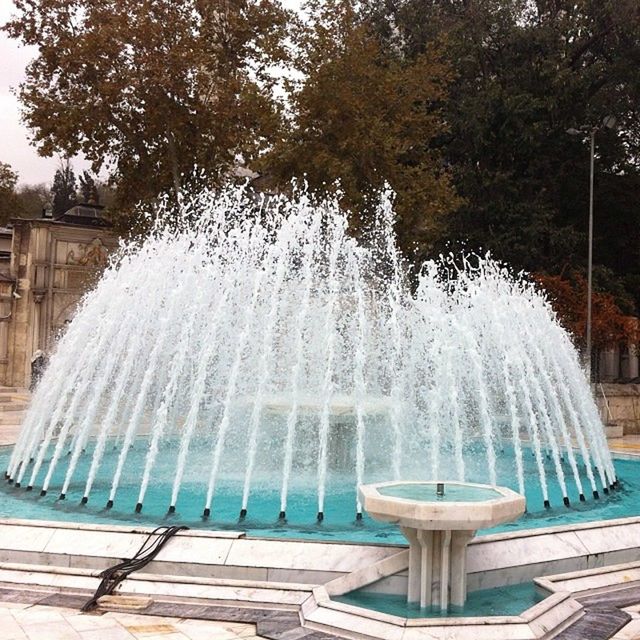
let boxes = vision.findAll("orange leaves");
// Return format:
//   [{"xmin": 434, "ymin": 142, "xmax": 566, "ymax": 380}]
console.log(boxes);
[{"xmin": 534, "ymin": 272, "xmax": 638, "ymax": 349}]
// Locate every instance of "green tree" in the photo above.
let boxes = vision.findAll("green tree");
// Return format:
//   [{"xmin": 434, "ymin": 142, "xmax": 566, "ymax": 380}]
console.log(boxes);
[
  {"xmin": 0, "ymin": 162, "xmax": 19, "ymax": 224},
  {"xmin": 4, "ymin": 0, "xmax": 293, "ymax": 210},
  {"xmin": 265, "ymin": 0, "xmax": 461, "ymax": 256},
  {"xmin": 51, "ymin": 161, "xmax": 77, "ymax": 216},
  {"xmin": 364, "ymin": 0, "xmax": 640, "ymax": 310}
]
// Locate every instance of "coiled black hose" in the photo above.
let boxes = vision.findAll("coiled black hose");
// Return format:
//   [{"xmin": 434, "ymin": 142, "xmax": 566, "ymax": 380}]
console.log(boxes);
[{"xmin": 82, "ymin": 525, "xmax": 188, "ymax": 612}]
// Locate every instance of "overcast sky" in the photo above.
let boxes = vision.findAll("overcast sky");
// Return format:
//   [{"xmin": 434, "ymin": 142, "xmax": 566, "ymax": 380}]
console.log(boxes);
[{"xmin": 0, "ymin": 0, "xmax": 302, "ymax": 187}]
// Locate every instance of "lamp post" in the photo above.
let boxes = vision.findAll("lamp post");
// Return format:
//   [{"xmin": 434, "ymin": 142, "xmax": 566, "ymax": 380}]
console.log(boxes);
[{"xmin": 566, "ymin": 116, "xmax": 616, "ymax": 381}]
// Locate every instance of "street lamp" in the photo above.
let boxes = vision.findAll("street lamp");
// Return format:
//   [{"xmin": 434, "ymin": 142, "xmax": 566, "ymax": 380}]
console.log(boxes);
[{"xmin": 566, "ymin": 116, "xmax": 616, "ymax": 381}]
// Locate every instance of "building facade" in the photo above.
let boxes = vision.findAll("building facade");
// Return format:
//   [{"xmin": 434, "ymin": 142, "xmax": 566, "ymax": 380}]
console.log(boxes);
[{"xmin": 0, "ymin": 208, "xmax": 116, "ymax": 388}]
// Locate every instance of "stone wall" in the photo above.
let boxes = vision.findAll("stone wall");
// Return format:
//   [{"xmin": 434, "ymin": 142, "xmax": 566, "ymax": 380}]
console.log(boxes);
[{"xmin": 596, "ymin": 383, "xmax": 640, "ymax": 435}]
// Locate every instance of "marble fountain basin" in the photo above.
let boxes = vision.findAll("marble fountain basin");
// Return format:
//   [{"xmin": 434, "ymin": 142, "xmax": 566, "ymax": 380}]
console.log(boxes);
[{"xmin": 358, "ymin": 481, "xmax": 526, "ymax": 531}]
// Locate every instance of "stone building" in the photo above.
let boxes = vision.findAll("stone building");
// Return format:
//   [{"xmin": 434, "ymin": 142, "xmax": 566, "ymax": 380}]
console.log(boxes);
[{"xmin": 0, "ymin": 205, "xmax": 117, "ymax": 388}]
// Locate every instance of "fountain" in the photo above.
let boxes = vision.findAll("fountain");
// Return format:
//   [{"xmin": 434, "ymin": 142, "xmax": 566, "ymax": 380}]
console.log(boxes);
[{"xmin": 5, "ymin": 185, "xmax": 616, "ymax": 525}]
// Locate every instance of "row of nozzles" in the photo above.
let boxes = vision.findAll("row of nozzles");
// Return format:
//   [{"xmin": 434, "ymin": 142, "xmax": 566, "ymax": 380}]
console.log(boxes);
[{"xmin": 4, "ymin": 465, "xmax": 620, "ymax": 517}]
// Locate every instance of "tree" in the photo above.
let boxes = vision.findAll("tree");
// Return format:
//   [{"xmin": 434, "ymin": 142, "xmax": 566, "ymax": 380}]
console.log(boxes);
[
  {"xmin": 51, "ymin": 161, "xmax": 77, "ymax": 216},
  {"xmin": 264, "ymin": 0, "xmax": 461, "ymax": 257},
  {"xmin": 363, "ymin": 0, "xmax": 640, "ymax": 311},
  {"xmin": 15, "ymin": 183, "xmax": 50, "ymax": 218},
  {"xmin": 0, "ymin": 162, "xmax": 19, "ymax": 224},
  {"xmin": 79, "ymin": 171, "xmax": 99, "ymax": 204},
  {"xmin": 4, "ymin": 0, "xmax": 293, "ymax": 210}
]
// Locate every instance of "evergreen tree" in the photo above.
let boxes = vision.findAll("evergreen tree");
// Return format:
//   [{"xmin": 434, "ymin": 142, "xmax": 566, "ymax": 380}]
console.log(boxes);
[
  {"xmin": 51, "ymin": 161, "xmax": 77, "ymax": 216},
  {"xmin": 79, "ymin": 171, "xmax": 99, "ymax": 204}
]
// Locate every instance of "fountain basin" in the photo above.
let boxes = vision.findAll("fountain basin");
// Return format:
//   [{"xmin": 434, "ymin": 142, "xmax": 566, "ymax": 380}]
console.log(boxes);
[
  {"xmin": 359, "ymin": 481, "xmax": 526, "ymax": 530},
  {"xmin": 358, "ymin": 481, "xmax": 525, "ymax": 610}
]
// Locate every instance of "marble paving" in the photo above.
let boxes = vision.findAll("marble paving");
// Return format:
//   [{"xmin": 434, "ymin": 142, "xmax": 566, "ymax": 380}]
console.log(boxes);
[{"xmin": 0, "ymin": 600, "xmax": 263, "ymax": 640}]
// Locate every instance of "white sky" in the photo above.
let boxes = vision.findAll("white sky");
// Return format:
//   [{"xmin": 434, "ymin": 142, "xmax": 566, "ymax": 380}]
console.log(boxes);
[
  {"xmin": 0, "ymin": 0, "xmax": 92, "ymax": 185},
  {"xmin": 0, "ymin": 0, "xmax": 303, "ymax": 187}
]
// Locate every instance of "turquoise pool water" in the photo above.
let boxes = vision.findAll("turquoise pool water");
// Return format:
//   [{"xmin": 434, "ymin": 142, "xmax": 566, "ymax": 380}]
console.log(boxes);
[
  {"xmin": 377, "ymin": 482, "xmax": 502, "ymax": 502},
  {"xmin": 335, "ymin": 582, "xmax": 543, "ymax": 618},
  {"xmin": 1, "ymin": 444, "xmax": 638, "ymax": 544}
]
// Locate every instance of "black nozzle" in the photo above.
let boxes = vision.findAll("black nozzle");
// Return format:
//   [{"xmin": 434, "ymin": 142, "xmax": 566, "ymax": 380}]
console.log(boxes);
[
  {"xmin": 543, "ymin": 499, "xmax": 550, "ymax": 509},
  {"xmin": 356, "ymin": 512, "xmax": 363, "ymax": 521},
  {"xmin": 7, "ymin": 478, "xmax": 12, "ymax": 484},
  {"xmin": 579, "ymin": 493, "xmax": 586, "ymax": 502},
  {"xmin": 58, "ymin": 493, "xmax": 65, "ymax": 501},
  {"xmin": 239, "ymin": 508, "xmax": 247, "ymax": 520},
  {"xmin": 278, "ymin": 511, "xmax": 286, "ymax": 521},
  {"xmin": 40, "ymin": 489, "xmax": 46, "ymax": 497},
  {"xmin": 135, "ymin": 502, "xmax": 142, "ymax": 513},
  {"xmin": 563, "ymin": 496, "xmax": 570, "ymax": 507},
  {"xmin": 106, "ymin": 499, "xmax": 113, "ymax": 509},
  {"xmin": 603, "ymin": 486, "xmax": 609, "ymax": 495},
  {"xmin": 593, "ymin": 490, "xmax": 599, "ymax": 500},
  {"xmin": 14, "ymin": 482, "xmax": 20, "ymax": 488},
  {"xmin": 25, "ymin": 485, "xmax": 32, "ymax": 492},
  {"xmin": 202, "ymin": 507, "xmax": 210, "ymax": 518},
  {"xmin": 80, "ymin": 496, "xmax": 88, "ymax": 505},
  {"xmin": 317, "ymin": 511, "xmax": 324, "ymax": 522},
  {"xmin": 167, "ymin": 505, "xmax": 176, "ymax": 514}
]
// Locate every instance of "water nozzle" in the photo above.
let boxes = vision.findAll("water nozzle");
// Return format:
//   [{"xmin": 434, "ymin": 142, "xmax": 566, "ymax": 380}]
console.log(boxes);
[
  {"xmin": 543, "ymin": 499, "xmax": 550, "ymax": 509},
  {"xmin": 14, "ymin": 482, "xmax": 20, "ymax": 488},
  {"xmin": 317, "ymin": 511, "xmax": 324, "ymax": 522},
  {"xmin": 593, "ymin": 490, "xmax": 599, "ymax": 500},
  {"xmin": 239, "ymin": 508, "xmax": 247, "ymax": 520},
  {"xmin": 278, "ymin": 511, "xmax": 286, "ymax": 521},
  {"xmin": 563, "ymin": 496, "xmax": 570, "ymax": 507},
  {"xmin": 106, "ymin": 499, "xmax": 114, "ymax": 509},
  {"xmin": 436, "ymin": 482, "xmax": 445, "ymax": 497},
  {"xmin": 167, "ymin": 505, "xmax": 176, "ymax": 514},
  {"xmin": 25, "ymin": 485, "xmax": 32, "ymax": 492},
  {"xmin": 603, "ymin": 486, "xmax": 610, "ymax": 495},
  {"xmin": 579, "ymin": 493, "xmax": 586, "ymax": 502},
  {"xmin": 80, "ymin": 496, "xmax": 88, "ymax": 505},
  {"xmin": 40, "ymin": 489, "xmax": 46, "ymax": 497},
  {"xmin": 135, "ymin": 502, "xmax": 142, "ymax": 513},
  {"xmin": 58, "ymin": 493, "xmax": 65, "ymax": 501},
  {"xmin": 356, "ymin": 512, "xmax": 363, "ymax": 521},
  {"xmin": 202, "ymin": 508, "xmax": 210, "ymax": 518}
]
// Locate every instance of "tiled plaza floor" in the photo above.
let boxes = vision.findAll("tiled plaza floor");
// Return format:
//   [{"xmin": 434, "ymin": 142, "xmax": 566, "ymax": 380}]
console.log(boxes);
[{"xmin": 0, "ymin": 601, "xmax": 263, "ymax": 640}]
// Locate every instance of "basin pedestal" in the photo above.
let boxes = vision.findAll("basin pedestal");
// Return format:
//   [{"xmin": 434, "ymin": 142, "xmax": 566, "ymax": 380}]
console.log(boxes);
[
  {"xmin": 401, "ymin": 527, "xmax": 475, "ymax": 610},
  {"xmin": 358, "ymin": 481, "xmax": 525, "ymax": 611}
]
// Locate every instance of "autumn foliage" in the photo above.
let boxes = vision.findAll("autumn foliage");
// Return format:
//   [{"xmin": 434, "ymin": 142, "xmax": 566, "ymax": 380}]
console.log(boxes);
[{"xmin": 535, "ymin": 272, "xmax": 638, "ymax": 350}]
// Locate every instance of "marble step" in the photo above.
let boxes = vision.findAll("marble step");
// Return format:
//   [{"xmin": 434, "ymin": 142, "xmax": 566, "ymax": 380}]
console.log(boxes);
[{"xmin": 0, "ymin": 562, "xmax": 313, "ymax": 609}]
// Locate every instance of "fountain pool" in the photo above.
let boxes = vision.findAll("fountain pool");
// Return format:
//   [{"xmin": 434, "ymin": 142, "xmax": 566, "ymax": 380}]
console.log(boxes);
[{"xmin": 1, "ymin": 443, "xmax": 637, "ymax": 544}]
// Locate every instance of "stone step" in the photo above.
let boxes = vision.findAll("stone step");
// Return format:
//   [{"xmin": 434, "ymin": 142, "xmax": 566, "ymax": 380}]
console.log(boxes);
[{"xmin": 0, "ymin": 404, "xmax": 27, "ymax": 413}]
